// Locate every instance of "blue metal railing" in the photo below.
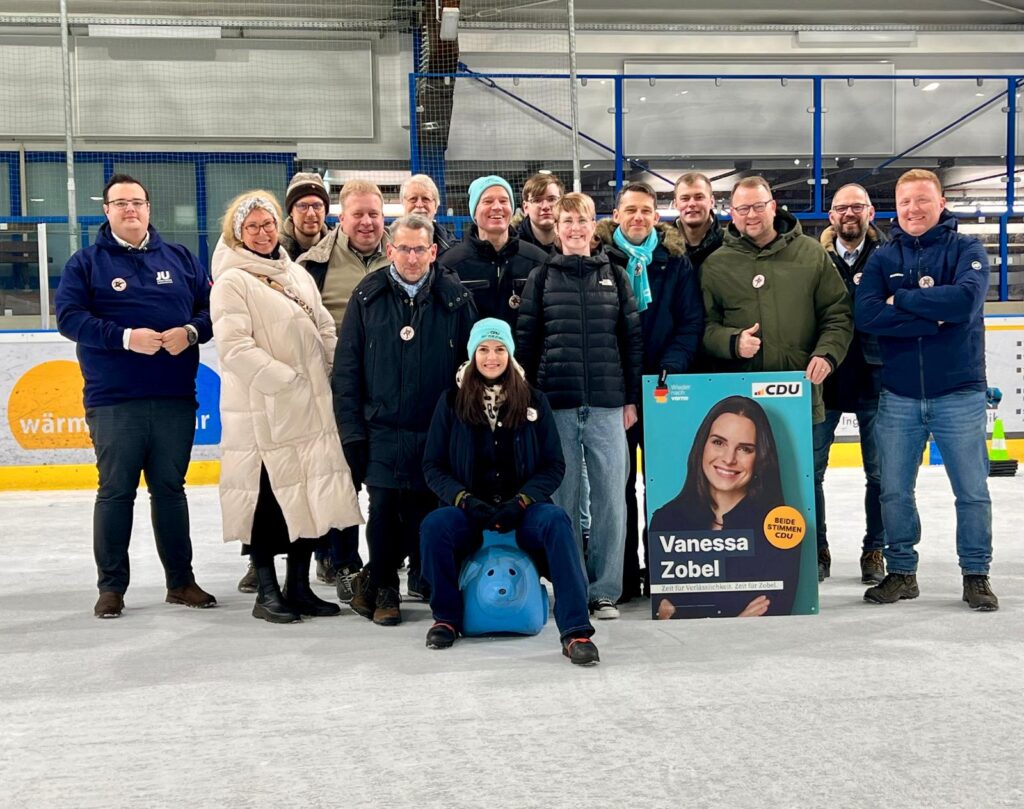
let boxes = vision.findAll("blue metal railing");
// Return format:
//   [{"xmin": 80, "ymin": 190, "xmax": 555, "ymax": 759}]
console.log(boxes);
[{"xmin": 409, "ymin": 70, "xmax": 1023, "ymax": 300}]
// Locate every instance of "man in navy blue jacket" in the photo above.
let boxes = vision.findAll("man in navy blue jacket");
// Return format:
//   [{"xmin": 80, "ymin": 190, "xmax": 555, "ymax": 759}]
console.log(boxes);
[
  {"xmin": 56, "ymin": 174, "xmax": 216, "ymax": 618},
  {"xmin": 596, "ymin": 182, "xmax": 704, "ymax": 602},
  {"xmin": 855, "ymin": 169, "xmax": 997, "ymax": 611}
]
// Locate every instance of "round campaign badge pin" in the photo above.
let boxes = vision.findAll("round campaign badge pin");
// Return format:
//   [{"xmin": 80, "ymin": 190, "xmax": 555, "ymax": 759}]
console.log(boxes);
[
  {"xmin": 399, "ymin": 326, "xmax": 415, "ymax": 342},
  {"xmin": 919, "ymin": 275, "xmax": 934, "ymax": 288},
  {"xmin": 508, "ymin": 294, "xmax": 522, "ymax": 310},
  {"xmin": 526, "ymin": 407, "xmax": 538, "ymax": 422},
  {"xmin": 752, "ymin": 274, "xmax": 766, "ymax": 289},
  {"xmin": 853, "ymin": 272, "xmax": 863, "ymax": 286},
  {"xmin": 111, "ymin": 278, "xmax": 127, "ymax": 292}
]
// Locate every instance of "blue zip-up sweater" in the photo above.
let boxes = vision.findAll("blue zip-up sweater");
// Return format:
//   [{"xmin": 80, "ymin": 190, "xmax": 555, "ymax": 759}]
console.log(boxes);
[
  {"xmin": 854, "ymin": 210, "xmax": 988, "ymax": 399},
  {"xmin": 56, "ymin": 224, "xmax": 213, "ymax": 407}
]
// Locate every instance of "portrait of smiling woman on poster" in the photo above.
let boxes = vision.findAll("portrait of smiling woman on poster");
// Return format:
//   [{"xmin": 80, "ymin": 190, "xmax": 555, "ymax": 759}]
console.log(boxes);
[{"xmin": 650, "ymin": 395, "xmax": 800, "ymax": 618}]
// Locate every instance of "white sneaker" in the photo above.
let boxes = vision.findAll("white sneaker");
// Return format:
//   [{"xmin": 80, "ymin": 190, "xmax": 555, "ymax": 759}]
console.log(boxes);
[{"xmin": 590, "ymin": 599, "xmax": 620, "ymax": 620}]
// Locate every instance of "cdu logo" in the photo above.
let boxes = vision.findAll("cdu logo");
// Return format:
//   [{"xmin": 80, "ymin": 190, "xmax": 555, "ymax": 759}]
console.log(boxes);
[
  {"xmin": 155, "ymin": 270, "xmax": 173, "ymax": 285},
  {"xmin": 752, "ymin": 381, "xmax": 803, "ymax": 398}
]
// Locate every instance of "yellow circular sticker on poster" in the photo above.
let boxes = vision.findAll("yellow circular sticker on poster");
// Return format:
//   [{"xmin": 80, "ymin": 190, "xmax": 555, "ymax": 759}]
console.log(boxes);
[
  {"xmin": 763, "ymin": 506, "xmax": 806, "ymax": 550},
  {"xmin": 7, "ymin": 360, "xmax": 91, "ymax": 449}
]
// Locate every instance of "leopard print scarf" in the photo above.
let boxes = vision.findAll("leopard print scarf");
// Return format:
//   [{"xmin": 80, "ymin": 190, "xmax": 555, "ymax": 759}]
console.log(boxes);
[{"xmin": 455, "ymin": 360, "xmax": 507, "ymax": 432}]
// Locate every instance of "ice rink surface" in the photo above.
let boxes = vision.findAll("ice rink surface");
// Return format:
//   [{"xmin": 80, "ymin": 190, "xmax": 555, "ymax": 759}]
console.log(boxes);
[{"xmin": 1, "ymin": 467, "xmax": 1022, "ymax": 809}]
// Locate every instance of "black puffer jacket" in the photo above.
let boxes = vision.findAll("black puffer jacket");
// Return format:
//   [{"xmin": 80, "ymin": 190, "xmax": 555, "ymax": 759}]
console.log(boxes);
[
  {"xmin": 437, "ymin": 225, "xmax": 547, "ymax": 329},
  {"xmin": 516, "ymin": 250, "xmax": 643, "ymax": 409},
  {"xmin": 333, "ymin": 268, "xmax": 476, "ymax": 490}
]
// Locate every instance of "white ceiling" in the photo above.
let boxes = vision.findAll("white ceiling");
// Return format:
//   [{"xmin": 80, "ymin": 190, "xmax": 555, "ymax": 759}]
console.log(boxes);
[{"xmin": 2, "ymin": 0, "xmax": 1024, "ymax": 27}]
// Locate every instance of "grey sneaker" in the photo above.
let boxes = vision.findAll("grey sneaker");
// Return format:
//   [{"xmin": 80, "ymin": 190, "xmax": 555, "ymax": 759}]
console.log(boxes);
[
  {"xmin": 860, "ymin": 550, "xmax": 886, "ymax": 584},
  {"xmin": 335, "ymin": 566, "xmax": 360, "ymax": 604},
  {"xmin": 864, "ymin": 572, "xmax": 919, "ymax": 604},
  {"xmin": 589, "ymin": 599, "xmax": 620, "ymax": 620},
  {"xmin": 962, "ymin": 575, "xmax": 999, "ymax": 611}
]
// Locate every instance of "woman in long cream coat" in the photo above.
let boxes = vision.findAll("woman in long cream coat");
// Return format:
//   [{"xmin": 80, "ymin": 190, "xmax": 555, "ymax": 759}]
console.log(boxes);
[{"xmin": 211, "ymin": 190, "xmax": 362, "ymax": 623}]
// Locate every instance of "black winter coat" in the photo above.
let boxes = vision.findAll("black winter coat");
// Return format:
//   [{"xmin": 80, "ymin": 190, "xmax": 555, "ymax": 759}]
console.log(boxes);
[
  {"xmin": 514, "ymin": 214, "xmax": 559, "ymax": 256},
  {"xmin": 597, "ymin": 220, "xmax": 704, "ymax": 376},
  {"xmin": 516, "ymin": 250, "xmax": 643, "ymax": 409},
  {"xmin": 333, "ymin": 268, "xmax": 476, "ymax": 490},
  {"xmin": 675, "ymin": 214, "xmax": 725, "ymax": 271},
  {"xmin": 433, "ymin": 220, "xmax": 455, "ymax": 256},
  {"xmin": 819, "ymin": 224, "xmax": 886, "ymax": 411},
  {"xmin": 437, "ymin": 225, "xmax": 547, "ymax": 329},
  {"xmin": 422, "ymin": 386, "xmax": 565, "ymax": 507}
]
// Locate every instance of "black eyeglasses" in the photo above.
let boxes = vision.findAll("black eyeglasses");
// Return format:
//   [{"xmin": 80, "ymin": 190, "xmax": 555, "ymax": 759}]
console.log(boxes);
[
  {"xmin": 243, "ymin": 221, "xmax": 278, "ymax": 235},
  {"xmin": 293, "ymin": 202, "xmax": 324, "ymax": 213},
  {"xmin": 832, "ymin": 203, "xmax": 869, "ymax": 215},
  {"xmin": 732, "ymin": 200, "xmax": 772, "ymax": 216}
]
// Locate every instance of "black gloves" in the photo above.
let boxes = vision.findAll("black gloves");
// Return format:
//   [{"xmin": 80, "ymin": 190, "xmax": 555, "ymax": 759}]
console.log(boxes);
[
  {"xmin": 459, "ymin": 495, "xmax": 496, "ymax": 530},
  {"xmin": 343, "ymin": 440, "xmax": 368, "ymax": 489},
  {"xmin": 490, "ymin": 497, "xmax": 527, "ymax": 532}
]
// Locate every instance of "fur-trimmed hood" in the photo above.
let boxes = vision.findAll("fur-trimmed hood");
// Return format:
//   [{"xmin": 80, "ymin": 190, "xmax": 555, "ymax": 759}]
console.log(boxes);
[
  {"xmin": 594, "ymin": 219, "xmax": 687, "ymax": 257},
  {"xmin": 819, "ymin": 223, "xmax": 885, "ymax": 256}
]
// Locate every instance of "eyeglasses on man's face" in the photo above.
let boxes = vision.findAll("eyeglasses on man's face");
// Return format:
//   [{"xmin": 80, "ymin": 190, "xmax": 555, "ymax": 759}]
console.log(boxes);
[
  {"xmin": 294, "ymin": 202, "xmax": 325, "ymax": 213},
  {"xmin": 393, "ymin": 244, "xmax": 431, "ymax": 256},
  {"xmin": 832, "ymin": 203, "xmax": 869, "ymax": 215},
  {"xmin": 244, "ymin": 221, "xmax": 278, "ymax": 235},
  {"xmin": 106, "ymin": 199, "xmax": 150, "ymax": 210},
  {"xmin": 732, "ymin": 200, "xmax": 772, "ymax": 216}
]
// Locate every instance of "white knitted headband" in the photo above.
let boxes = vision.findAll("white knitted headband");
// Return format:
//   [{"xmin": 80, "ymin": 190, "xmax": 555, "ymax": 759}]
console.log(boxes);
[{"xmin": 232, "ymin": 196, "xmax": 280, "ymax": 241}]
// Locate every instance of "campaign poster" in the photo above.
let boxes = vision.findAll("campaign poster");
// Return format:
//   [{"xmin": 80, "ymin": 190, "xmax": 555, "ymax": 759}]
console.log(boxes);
[{"xmin": 643, "ymin": 371, "xmax": 818, "ymax": 619}]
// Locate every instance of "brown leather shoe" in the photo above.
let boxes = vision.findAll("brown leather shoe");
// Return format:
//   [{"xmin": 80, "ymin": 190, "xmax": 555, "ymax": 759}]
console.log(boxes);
[
  {"xmin": 165, "ymin": 582, "xmax": 217, "ymax": 609},
  {"xmin": 94, "ymin": 591, "xmax": 124, "ymax": 619},
  {"xmin": 372, "ymin": 587, "xmax": 402, "ymax": 626},
  {"xmin": 348, "ymin": 568, "xmax": 376, "ymax": 620}
]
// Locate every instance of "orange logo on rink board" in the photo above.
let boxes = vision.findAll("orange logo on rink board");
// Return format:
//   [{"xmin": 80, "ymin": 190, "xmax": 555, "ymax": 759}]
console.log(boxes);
[
  {"xmin": 762, "ymin": 506, "xmax": 806, "ymax": 550},
  {"xmin": 7, "ymin": 360, "xmax": 92, "ymax": 449}
]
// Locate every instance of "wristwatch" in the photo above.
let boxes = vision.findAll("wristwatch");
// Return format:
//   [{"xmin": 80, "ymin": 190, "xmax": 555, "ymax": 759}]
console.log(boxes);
[{"xmin": 184, "ymin": 324, "xmax": 199, "ymax": 346}]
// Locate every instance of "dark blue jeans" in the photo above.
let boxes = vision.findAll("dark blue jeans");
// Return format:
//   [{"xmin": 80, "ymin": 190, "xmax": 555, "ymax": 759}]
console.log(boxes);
[
  {"xmin": 420, "ymin": 504, "xmax": 594, "ymax": 641},
  {"xmin": 812, "ymin": 406, "xmax": 884, "ymax": 553},
  {"xmin": 85, "ymin": 398, "xmax": 197, "ymax": 594}
]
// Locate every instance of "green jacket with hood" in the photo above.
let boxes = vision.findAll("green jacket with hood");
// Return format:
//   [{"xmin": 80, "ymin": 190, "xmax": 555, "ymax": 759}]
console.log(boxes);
[{"xmin": 700, "ymin": 209, "xmax": 853, "ymax": 422}]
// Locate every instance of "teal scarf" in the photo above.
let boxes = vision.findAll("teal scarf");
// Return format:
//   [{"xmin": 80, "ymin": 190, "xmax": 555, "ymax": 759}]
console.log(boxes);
[{"xmin": 612, "ymin": 226, "xmax": 657, "ymax": 312}]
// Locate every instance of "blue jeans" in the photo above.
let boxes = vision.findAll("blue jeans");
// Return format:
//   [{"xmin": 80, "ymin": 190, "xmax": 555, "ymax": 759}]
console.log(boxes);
[
  {"xmin": 812, "ymin": 406, "xmax": 884, "ymax": 553},
  {"xmin": 877, "ymin": 389, "xmax": 992, "ymax": 576},
  {"xmin": 420, "ymin": 504, "xmax": 594, "ymax": 641},
  {"xmin": 85, "ymin": 398, "xmax": 197, "ymax": 594},
  {"xmin": 551, "ymin": 406, "xmax": 627, "ymax": 603}
]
